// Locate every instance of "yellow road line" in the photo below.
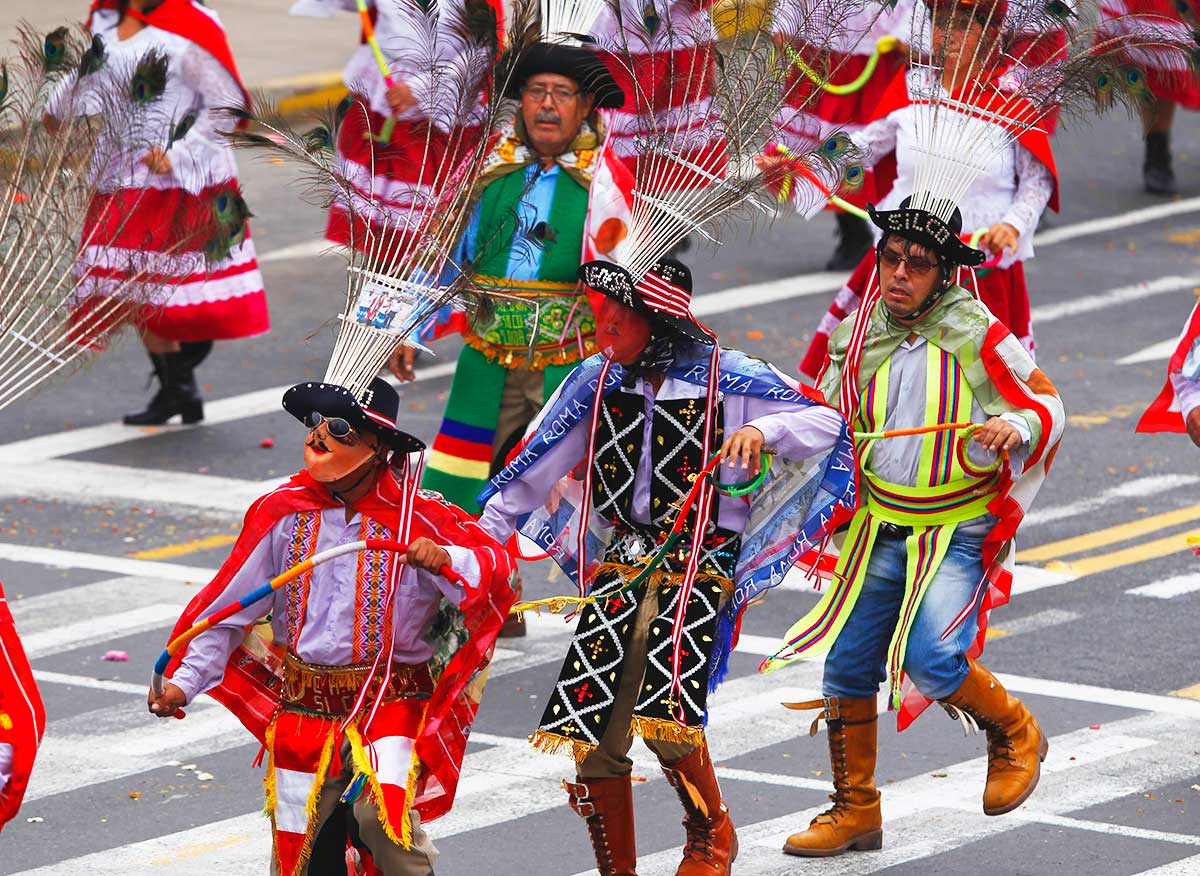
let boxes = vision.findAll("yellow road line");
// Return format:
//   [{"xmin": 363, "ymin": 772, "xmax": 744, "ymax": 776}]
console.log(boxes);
[
  {"xmin": 130, "ymin": 535, "xmax": 236, "ymax": 561},
  {"xmin": 1042, "ymin": 531, "xmax": 1196, "ymax": 578},
  {"xmin": 1171, "ymin": 683, "xmax": 1200, "ymax": 700},
  {"xmin": 277, "ymin": 83, "xmax": 349, "ymax": 116},
  {"xmin": 1021, "ymin": 503, "xmax": 1200, "ymax": 563}
]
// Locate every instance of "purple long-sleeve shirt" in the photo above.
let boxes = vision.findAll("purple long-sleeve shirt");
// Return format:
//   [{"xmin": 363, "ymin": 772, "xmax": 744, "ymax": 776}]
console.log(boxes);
[
  {"xmin": 479, "ymin": 372, "xmax": 846, "ymax": 543},
  {"xmin": 170, "ymin": 507, "xmax": 481, "ymax": 704}
]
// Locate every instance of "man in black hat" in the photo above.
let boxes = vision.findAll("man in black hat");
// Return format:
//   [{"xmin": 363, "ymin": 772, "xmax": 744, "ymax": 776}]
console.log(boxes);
[
  {"xmin": 477, "ymin": 258, "xmax": 857, "ymax": 876},
  {"xmin": 149, "ymin": 376, "xmax": 517, "ymax": 876},
  {"xmin": 775, "ymin": 195, "xmax": 1065, "ymax": 858},
  {"xmin": 395, "ymin": 43, "xmax": 627, "ymax": 525}
]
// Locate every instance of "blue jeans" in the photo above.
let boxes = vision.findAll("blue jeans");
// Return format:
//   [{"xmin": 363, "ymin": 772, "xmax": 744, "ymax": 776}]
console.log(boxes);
[{"xmin": 823, "ymin": 527, "xmax": 986, "ymax": 701}]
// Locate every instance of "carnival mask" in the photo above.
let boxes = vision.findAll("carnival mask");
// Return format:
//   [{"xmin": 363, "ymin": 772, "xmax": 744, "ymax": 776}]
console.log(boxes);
[
  {"xmin": 303, "ymin": 420, "xmax": 379, "ymax": 483},
  {"xmin": 596, "ymin": 297, "xmax": 652, "ymax": 365}
]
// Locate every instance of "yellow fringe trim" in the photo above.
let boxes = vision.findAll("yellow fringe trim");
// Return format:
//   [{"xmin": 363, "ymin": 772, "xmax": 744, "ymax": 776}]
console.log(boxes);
[
  {"xmin": 463, "ymin": 332, "xmax": 598, "ymax": 372},
  {"xmin": 629, "ymin": 715, "xmax": 705, "ymax": 749},
  {"xmin": 264, "ymin": 717, "xmax": 338, "ymax": 876},
  {"xmin": 344, "ymin": 704, "xmax": 428, "ymax": 852},
  {"xmin": 528, "ymin": 729, "xmax": 597, "ymax": 763}
]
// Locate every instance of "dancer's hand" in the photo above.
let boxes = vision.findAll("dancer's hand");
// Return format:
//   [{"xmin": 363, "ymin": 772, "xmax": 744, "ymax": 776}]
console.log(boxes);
[
  {"xmin": 978, "ymin": 223, "xmax": 1019, "ymax": 257},
  {"xmin": 386, "ymin": 82, "xmax": 416, "ymax": 114},
  {"xmin": 1187, "ymin": 407, "xmax": 1200, "ymax": 448},
  {"xmin": 147, "ymin": 682, "xmax": 187, "ymax": 718},
  {"xmin": 407, "ymin": 537, "xmax": 452, "ymax": 574},
  {"xmin": 389, "ymin": 346, "xmax": 417, "ymax": 382},
  {"xmin": 720, "ymin": 425, "xmax": 766, "ymax": 477},
  {"xmin": 973, "ymin": 417, "xmax": 1022, "ymax": 452},
  {"xmin": 142, "ymin": 147, "xmax": 172, "ymax": 174}
]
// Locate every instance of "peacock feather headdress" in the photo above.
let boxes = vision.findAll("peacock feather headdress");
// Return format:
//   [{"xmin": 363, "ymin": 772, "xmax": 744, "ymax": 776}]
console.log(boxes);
[{"xmin": 225, "ymin": 0, "xmax": 519, "ymax": 402}]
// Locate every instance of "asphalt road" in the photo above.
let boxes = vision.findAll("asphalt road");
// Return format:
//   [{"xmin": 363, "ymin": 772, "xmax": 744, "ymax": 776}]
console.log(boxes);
[{"xmin": 1, "ymin": 98, "xmax": 1200, "ymax": 874}]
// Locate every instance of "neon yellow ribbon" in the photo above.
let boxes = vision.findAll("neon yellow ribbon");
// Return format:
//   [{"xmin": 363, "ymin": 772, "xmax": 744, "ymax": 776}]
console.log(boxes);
[{"xmin": 785, "ymin": 37, "xmax": 900, "ymax": 96}]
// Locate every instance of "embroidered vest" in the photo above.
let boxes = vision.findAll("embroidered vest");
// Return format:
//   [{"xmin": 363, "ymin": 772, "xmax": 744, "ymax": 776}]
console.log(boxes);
[{"xmin": 591, "ymin": 386, "xmax": 739, "ymax": 577}]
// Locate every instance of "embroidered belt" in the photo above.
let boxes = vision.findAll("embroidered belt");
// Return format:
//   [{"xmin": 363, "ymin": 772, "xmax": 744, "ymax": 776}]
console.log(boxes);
[
  {"xmin": 279, "ymin": 652, "xmax": 433, "ymax": 718},
  {"xmin": 465, "ymin": 275, "xmax": 597, "ymax": 371}
]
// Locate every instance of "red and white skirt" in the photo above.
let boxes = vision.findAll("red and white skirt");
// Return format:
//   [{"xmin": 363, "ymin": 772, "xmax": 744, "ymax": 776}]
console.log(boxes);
[
  {"xmin": 326, "ymin": 97, "xmax": 484, "ymax": 253},
  {"xmin": 799, "ymin": 252, "xmax": 1034, "ymax": 380},
  {"xmin": 600, "ymin": 46, "xmax": 727, "ymax": 190},
  {"xmin": 74, "ymin": 184, "xmax": 267, "ymax": 343}
]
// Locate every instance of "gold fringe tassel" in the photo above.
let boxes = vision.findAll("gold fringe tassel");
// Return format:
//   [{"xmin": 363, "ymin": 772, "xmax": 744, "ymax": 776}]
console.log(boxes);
[
  {"xmin": 345, "ymin": 721, "xmax": 415, "ymax": 851},
  {"xmin": 528, "ymin": 729, "xmax": 597, "ymax": 763},
  {"xmin": 629, "ymin": 715, "xmax": 705, "ymax": 749}
]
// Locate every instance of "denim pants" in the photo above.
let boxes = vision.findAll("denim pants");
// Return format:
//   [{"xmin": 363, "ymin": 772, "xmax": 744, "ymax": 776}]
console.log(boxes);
[{"xmin": 823, "ymin": 527, "xmax": 987, "ymax": 701}]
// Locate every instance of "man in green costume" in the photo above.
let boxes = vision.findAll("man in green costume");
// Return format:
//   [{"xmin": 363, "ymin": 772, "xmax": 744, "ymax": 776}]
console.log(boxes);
[{"xmin": 391, "ymin": 43, "xmax": 625, "ymax": 519}]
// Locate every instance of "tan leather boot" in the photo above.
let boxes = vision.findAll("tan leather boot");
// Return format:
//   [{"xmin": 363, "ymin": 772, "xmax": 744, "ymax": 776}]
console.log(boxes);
[
  {"xmin": 563, "ymin": 776, "xmax": 638, "ymax": 876},
  {"xmin": 941, "ymin": 659, "xmax": 1048, "ymax": 816},
  {"xmin": 782, "ymin": 696, "xmax": 882, "ymax": 857},
  {"xmin": 660, "ymin": 742, "xmax": 737, "ymax": 876}
]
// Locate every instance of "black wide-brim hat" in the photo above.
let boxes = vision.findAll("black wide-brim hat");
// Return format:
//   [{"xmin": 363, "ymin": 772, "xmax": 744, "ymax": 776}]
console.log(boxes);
[
  {"xmin": 579, "ymin": 258, "xmax": 715, "ymax": 345},
  {"xmin": 508, "ymin": 42, "xmax": 625, "ymax": 109},
  {"xmin": 283, "ymin": 376, "xmax": 425, "ymax": 455},
  {"xmin": 868, "ymin": 195, "xmax": 986, "ymax": 268}
]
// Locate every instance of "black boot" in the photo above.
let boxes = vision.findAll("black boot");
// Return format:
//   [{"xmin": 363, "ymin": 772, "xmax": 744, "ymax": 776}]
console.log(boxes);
[
  {"xmin": 825, "ymin": 213, "xmax": 873, "ymax": 271},
  {"xmin": 179, "ymin": 340, "xmax": 214, "ymax": 370},
  {"xmin": 123, "ymin": 351, "xmax": 204, "ymax": 425},
  {"xmin": 1144, "ymin": 131, "xmax": 1178, "ymax": 196}
]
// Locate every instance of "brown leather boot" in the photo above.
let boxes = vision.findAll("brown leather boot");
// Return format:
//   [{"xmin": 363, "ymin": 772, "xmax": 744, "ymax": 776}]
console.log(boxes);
[
  {"xmin": 941, "ymin": 659, "xmax": 1048, "ymax": 816},
  {"xmin": 563, "ymin": 776, "xmax": 638, "ymax": 876},
  {"xmin": 660, "ymin": 742, "xmax": 737, "ymax": 876},
  {"xmin": 782, "ymin": 696, "xmax": 882, "ymax": 857}
]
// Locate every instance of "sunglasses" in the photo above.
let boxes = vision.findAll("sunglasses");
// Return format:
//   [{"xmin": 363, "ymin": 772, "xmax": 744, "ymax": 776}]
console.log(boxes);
[
  {"xmin": 879, "ymin": 248, "xmax": 939, "ymax": 277},
  {"xmin": 304, "ymin": 411, "xmax": 356, "ymax": 444}
]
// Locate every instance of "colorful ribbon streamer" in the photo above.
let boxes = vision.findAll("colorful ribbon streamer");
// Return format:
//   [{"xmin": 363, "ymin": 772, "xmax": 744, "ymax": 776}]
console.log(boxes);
[{"xmin": 150, "ymin": 539, "xmax": 465, "ymax": 710}]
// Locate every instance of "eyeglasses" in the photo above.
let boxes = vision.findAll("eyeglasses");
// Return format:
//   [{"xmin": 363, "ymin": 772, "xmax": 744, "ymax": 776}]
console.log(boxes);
[
  {"xmin": 879, "ymin": 248, "xmax": 939, "ymax": 276},
  {"xmin": 304, "ymin": 411, "xmax": 356, "ymax": 444},
  {"xmin": 522, "ymin": 85, "xmax": 581, "ymax": 104}
]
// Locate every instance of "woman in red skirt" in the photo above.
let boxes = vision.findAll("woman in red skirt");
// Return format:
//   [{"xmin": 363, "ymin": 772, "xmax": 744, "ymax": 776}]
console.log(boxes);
[{"xmin": 58, "ymin": 0, "xmax": 268, "ymax": 424}]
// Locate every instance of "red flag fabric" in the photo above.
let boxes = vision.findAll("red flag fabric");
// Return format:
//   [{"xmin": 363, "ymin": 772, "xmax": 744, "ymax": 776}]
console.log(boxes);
[{"xmin": 0, "ymin": 580, "xmax": 46, "ymax": 832}]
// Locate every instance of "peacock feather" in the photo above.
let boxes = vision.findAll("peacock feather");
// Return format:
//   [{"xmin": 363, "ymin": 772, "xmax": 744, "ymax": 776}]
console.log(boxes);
[
  {"xmin": 223, "ymin": 0, "xmax": 514, "ymax": 400},
  {"xmin": 129, "ymin": 49, "xmax": 169, "ymax": 104},
  {"xmin": 78, "ymin": 33, "xmax": 107, "ymax": 78},
  {"xmin": 168, "ymin": 106, "xmax": 198, "ymax": 146},
  {"xmin": 42, "ymin": 27, "xmax": 70, "ymax": 72}
]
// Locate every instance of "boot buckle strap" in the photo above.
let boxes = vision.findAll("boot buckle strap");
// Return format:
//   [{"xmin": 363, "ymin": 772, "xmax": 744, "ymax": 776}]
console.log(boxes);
[{"xmin": 562, "ymin": 779, "xmax": 597, "ymax": 817}]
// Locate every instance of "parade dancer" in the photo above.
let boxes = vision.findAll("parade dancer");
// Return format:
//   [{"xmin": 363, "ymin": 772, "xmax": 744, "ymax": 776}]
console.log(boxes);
[
  {"xmin": 408, "ymin": 43, "xmax": 627, "ymax": 515},
  {"xmin": 149, "ymin": 335, "xmax": 516, "ymax": 874},
  {"xmin": 0, "ymin": 580, "xmax": 45, "ymax": 833},
  {"xmin": 772, "ymin": 0, "xmax": 916, "ymax": 270},
  {"xmin": 1099, "ymin": 0, "xmax": 1200, "ymax": 194},
  {"xmin": 764, "ymin": 190, "xmax": 1066, "ymax": 856},
  {"xmin": 781, "ymin": 0, "xmax": 1061, "ymax": 379},
  {"xmin": 58, "ymin": 0, "xmax": 268, "ymax": 425},
  {"xmin": 1137, "ymin": 297, "xmax": 1200, "ymax": 446},
  {"xmin": 478, "ymin": 257, "xmax": 857, "ymax": 875}
]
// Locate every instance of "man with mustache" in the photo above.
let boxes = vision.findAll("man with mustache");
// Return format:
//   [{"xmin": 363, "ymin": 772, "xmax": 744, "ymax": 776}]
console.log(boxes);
[
  {"xmin": 149, "ymin": 376, "xmax": 516, "ymax": 875},
  {"xmin": 478, "ymin": 257, "xmax": 857, "ymax": 876},
  {"xmin": 772, "ymin": 194, "xmax": 1065, "ymax": 858}
]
